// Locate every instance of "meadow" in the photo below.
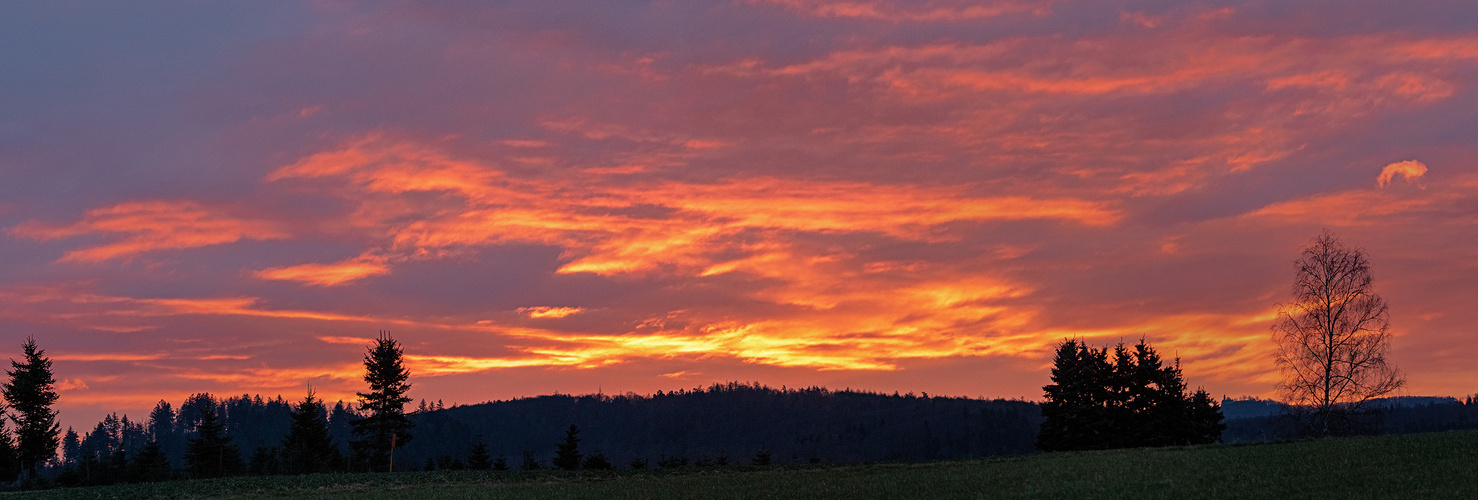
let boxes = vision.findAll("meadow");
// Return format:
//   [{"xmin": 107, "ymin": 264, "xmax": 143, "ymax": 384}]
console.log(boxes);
[{"xmin": 13, "ymin": 430, "xmax": 1477, "ymax": 499}]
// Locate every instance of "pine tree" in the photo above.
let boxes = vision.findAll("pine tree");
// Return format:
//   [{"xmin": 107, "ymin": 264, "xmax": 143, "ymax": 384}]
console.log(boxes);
[
  {"xmin": 520, "ymin": 450, "xmax": 541, "ymax": 470},
  {"xmin": 581, "ymin": 452, "xmax": 612, "ymax": 470},
  {"xmin": 60, "ymin": 426, "xmax": 80, "ymax": 466},
  {"xmin": 492, "ymin": 455, "xmax": 508, "ymax": 471},
  {"xmin": 552, "ymin": 424, "xmax": 581, "ymax": 470},
  {"xmin": 130, "ymin": 440, "xmax": 171, "ymax": 482},
  {"xmin": 282, "ymin": 389, "xmax": 341, "ymax": 474},
  {"xmin": 183, "ymin": 397, "xmax": 243, "ymax": 478},
  {"xmin": 466, "ymin": 436, "xmax": 492, "ymax": 470},
  {"xmin": 3, "ymin": 336, "xmax": 60, "ymax": 482},
  {"xmin": 1187, "ymin": 389, "xmax": 1226, "ymax": 444},
  {"xmin": 1037, "ymin": 339, "xmax": 1114, "ymax": 451},
  {"xmin": 349, "ymin": 331, "xmax": 413, "ymax": 472},
  {"xmin": 0, "ymin": 418, "xmax": 18, "ymax": 483},
  {"xmin": 1038, "ymin": 338, "xmax": 1223, "ymax": 451},
  {"xmin": 752, "ymin": 448, "xmax": 771, "ymax": 466}
]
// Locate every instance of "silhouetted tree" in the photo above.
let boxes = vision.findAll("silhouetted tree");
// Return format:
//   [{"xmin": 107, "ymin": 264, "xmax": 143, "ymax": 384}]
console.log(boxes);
[
  {"xmin": 3, "ymin": 336, "xmax": 60, "ymax": 481},
  {"xmin": 466, "ymin": 436, "xmax": 492, "ymax": 470},
  {"xmin": 130, "ymin": 440, "xmax": 171, "ymax": 482},
  {"xmin": 629, "ymin": 457, "xmax": 648, "ymax": 469},
  {"xmin": 582, "ymin": 452, "xmax": 612, "ymax": 470},
  {"xmin": 350, "ymin": 331, "xmax": 414, "ymax": 472},
  {"xmin": 1273, "ymin": 231, "xmax": 1404, "ymax": 437},
  {"xmin": 1038, "ymin": 339, "xmax": 1113, "ymax": 451},
  {"xmin": 752, "ymin": 448, "xmax": 771, "ymax": 466},
  {"xmin": 1039, "ymin": 338, "xmax": 1223, "ymax": 451},
  {"xmin": 60, "ymin": 426, "xmax": 80, "ymax": 466},
  {"xmin": 183, "ymin": 398, "xmax": 243, "ymax": 478},
  {"xmin": 281, "ymin": 389, "xmax": 341, "ymax": 474},
  {"xmin": 553, "ymin": 424, "xmax": 582, "ymax": 470},
  {"xmin": 1187, "ymin": 389, "xmax": 1226, "ymax": 443},
  {"xmin": 492, "ymin": 455, "xmax": 508, "ymax": 471},
  {"xmin": 520, "ymin": 450, "xmax": 540, "ymax": 470},
  {"xmin": 0, "ymin": 419, "xmax": 17, "ymax": 483},
  {"xmin": 145, "ymin": 400, "xmax": 180, "ymax": 463}
]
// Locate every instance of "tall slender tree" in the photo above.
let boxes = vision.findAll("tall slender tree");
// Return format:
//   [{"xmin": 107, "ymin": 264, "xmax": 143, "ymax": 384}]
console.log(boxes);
[
  {"xmin": 183, "ymin": 397, "xmax": 243, "ymax": 478},
  {"xmin": 3, "ymin": 336, "xmax": 60, "ymax": 481},
  {"xmin": 281, "ymin": 388, "xmax": 342, "ymax": 474},
  {"xmin": 552, "ymin": 424, "xmax": 582, "ymax": 470},
  {"xmin": 350, "ymin": 331, "xmax": 413, "ymax": 472}
]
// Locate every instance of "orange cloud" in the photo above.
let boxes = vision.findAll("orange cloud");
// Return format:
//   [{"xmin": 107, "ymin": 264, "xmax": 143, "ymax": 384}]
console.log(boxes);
[
  {"xmin": 268, "ymin": 137, "xmax": 1119, "ymax": 279},
  {"xmin": 256, "ymin": 254, "xmax": 390, "ymax": 286},
  {"xmin": 1378, "ymin": 160, "xmax": 1428, "ymax": 188},
  {"xmin": 10, "ymin": 201, "xmax": 286, "ymax": 262},
  {"xmin": 752, "ymin": 0, "xmax": 1045, "ymax": 22},
  {"xmin": 518, "ymin": 306, "xmax": 586, "ymax": 319}
]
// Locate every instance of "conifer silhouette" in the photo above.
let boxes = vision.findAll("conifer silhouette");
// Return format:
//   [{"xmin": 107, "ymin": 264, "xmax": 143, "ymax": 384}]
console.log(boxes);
[
  {"xmin": 350, "ymin": 331, "xmax": 413, "ymax": 472},
  {"xmin": 466, "ymin": 436, "xmax": 493, "ymax": 470},
  {"xmin": 183, "ymin": 398, "xmax": 243, "ymax": 478},
  {"xmin": 282, "ymin": 388, "xmax": 341, "ymax": 474},
  {"xmin": 553, "ymin": 424, "xmax": 582, "ymax": 470},
  {"xmin": 130, "ymin": 440, "xmax": 171, "ymax": 482},
  {"xmin": 3, "ymin": 336, "xmax": 60, "ymax": 481}
]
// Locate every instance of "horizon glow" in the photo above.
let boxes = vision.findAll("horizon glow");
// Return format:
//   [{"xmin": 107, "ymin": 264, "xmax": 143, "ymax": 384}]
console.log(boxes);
[{"xmin": 2, "ymin": 0, "xmax": 1476, "ymax": 432}]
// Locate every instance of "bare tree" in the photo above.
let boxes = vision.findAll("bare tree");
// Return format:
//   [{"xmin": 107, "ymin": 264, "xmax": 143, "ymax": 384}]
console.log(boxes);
[{"xmin": 1272, "ymin": 231, "xmax": 1403, "ymax": 436}]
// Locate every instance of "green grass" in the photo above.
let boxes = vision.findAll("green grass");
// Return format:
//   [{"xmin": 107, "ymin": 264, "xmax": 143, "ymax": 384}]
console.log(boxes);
[{"xmin": 13, "ymin": 430, "xmax": 1478, "ymax": 499}]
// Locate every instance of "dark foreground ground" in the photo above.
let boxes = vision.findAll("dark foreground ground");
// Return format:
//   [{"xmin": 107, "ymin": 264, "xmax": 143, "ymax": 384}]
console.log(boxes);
[{"xmin": 11, "ymin": 430, "xmax": 1478, "ymax": 499}]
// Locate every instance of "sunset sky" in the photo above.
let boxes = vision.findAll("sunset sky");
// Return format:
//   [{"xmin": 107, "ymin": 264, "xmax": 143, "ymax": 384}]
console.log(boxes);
[{"xmin": 4, "ymin": 0, "xmax": 1477, "ymax": 431}]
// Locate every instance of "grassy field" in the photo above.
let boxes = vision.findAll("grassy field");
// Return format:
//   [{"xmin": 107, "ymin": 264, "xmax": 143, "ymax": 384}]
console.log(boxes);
[{"xmin": 11, "ymin": 430, "xmax": 1478, "ymax": 499}]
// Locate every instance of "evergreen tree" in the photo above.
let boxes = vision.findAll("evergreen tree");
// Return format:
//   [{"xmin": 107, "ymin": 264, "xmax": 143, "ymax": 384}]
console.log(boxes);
[
  {"xmin": 183, "ymin": 397, "xmax": 243, "ymax": 478},
  {"xmin": 466, "ymin": 436, "xmax": 492, "ymax": 470},
  {"xmin": 492, "ymin": 455, "xmax": 508, "ymax": 471},
  {"xmin": 1038, "ymin": 338, "xmax": 1223, "ymax": 451},
  {"xmin": 520, "ymin": 450, "xmax": 540, "ymax": 470},
  {"xmin": 130, "ymin": 440, "xmax": 171, "ymax": 482},
  {"xmin": 281, "ymin": 389, "xmax": 341, "ymax": 474},
  {"xmin": 0, "ymin": 418, "xmax": 18, "ymax": 483},
  {"xmin": 752, "ymin": 448, "xmax": 771, "ymax": 466},
  {"xmin": 581, "ymin": 452, "xmax": 612, "ymax": 470},
  {"xmin": 349, "ymin": 332, "xmax": 413, "ymax": 472},
  {"xmin": 1037, "ymin": 339, "xmax": 1114, "ymax": 451},
  {"xmin": 1186, "ymin": 389, "xmax": 1226, "ymax": 444},
  {"xmin": 552, "ymin": 424, "xmax": 581, "ymax": 470},
  {"xmin": 60, "ymin": 426, "xmax": 80, "ymax": 466},
  {"xmin": 2, "ymin": 336, "xmax": 60, "ymax": 481}
]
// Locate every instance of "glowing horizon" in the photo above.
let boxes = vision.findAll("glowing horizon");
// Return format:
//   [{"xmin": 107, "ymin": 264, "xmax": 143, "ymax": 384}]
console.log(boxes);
[{"xmin": 3, "ymin": 1, "xmax": 1477, "ymax": 431}]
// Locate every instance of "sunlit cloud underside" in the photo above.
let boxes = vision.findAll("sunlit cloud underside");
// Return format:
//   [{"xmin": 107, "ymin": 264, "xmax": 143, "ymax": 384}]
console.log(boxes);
[{"xmin": 3, "ymin": 0, "xmax": 1478, "ymax": 427}]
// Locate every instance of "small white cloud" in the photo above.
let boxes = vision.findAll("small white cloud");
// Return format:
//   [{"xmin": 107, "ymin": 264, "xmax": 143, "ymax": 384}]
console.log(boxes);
[{"xmin": 1378, "ymin": 160, "xmax": 1428, "ymax": 188}]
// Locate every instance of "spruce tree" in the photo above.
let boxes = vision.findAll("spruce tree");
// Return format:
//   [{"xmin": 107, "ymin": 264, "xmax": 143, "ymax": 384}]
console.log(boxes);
[
  {"xmin": 183, "ymin": 397, "xmax": 243, "ymax": 478},
  {"xmin": 0, "ymin": 418, "xmax": 18, "ymax": 483},
  {"xmin": 1187, "ymin": 389, "xmax": 1226, "ymax": 444},
  {"xmin": 131, "ymin": 440, "xmax": 171, "ymax": 482},
  {"xmin": 1039, "ymin": 338, "xmax": 1222, "ymax": 451},
  {"xmin": 466, "ymin": 436, "xmax": 492, "ymax": 470},
  {"xmin": 552, "ymin": 424, "xmax": 581, "ymax": 470},
  {"xmin": 1037, "ymin": 339, "xmax": 1114, "ymax": 451},
  {"xmin": 520, "ymin": 450, "xmax": 540, "ymax": 470},
  {"xmin": 349, "ymin": 332, "xmax": 413, "ymax": 472},
  {"xmin": 2, "ymin": 336, "xmax": 60, "ymax": 481},
  {"xmin": 282, "ymin": 389, "xmax": 341, "ymax": 474}
]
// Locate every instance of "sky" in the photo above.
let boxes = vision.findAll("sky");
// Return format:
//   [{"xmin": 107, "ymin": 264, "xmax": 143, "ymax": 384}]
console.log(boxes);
[{"xmin": 3, "ymin": 0, "xmax": 1477, "ymax": 431}]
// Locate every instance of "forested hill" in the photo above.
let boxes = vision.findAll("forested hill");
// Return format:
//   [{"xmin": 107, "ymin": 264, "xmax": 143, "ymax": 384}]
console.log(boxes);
[{"xmin": 399, "ymin": 383, "xmax": 1042, "ymax": 467}]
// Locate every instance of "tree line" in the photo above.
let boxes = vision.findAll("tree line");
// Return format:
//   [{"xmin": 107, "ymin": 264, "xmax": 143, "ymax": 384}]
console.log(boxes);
[{"xmin": 0, "ymin": 231, "xmax": 1425, "ymax": 488}]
